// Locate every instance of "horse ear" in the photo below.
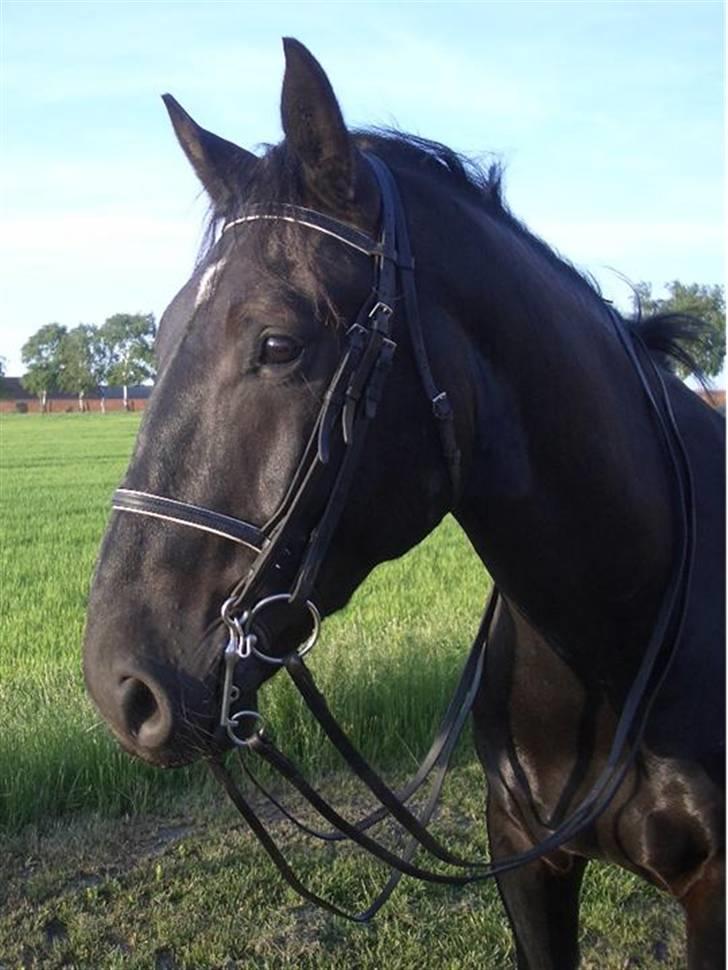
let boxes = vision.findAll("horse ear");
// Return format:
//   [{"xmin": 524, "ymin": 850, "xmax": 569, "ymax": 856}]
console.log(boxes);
[
  {"xmin": 280, "ymin": 38, "xmax": 354, "ymax": 206},
  {"xmin": 162, "ymin": 94, "xmax": 256, "ymax": 210}
]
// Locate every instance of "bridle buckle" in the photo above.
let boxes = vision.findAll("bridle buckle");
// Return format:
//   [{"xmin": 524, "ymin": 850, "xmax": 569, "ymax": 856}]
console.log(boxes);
[
  {"xmin": 432, "ymin": 391, "xmax": 452, "ymax": 420},
  {"xmin": 369, "ymin": 301, "xmax": 393, "ymax": 331}
]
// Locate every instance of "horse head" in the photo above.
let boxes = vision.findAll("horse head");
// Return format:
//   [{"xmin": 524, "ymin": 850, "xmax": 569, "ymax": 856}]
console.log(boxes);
[{"xmin": 83, "ymin": 40, "xmax": 466, "ymax": 767}]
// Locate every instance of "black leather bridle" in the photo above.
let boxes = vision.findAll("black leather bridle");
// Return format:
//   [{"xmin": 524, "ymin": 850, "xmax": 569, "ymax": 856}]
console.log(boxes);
[
  {"xmin": 114, "ymin": 152, "xmax": 461, "ymax": 742},
  {"xmin": 111, "ymin": 154, "xmax": 694, "ymax": 920}
]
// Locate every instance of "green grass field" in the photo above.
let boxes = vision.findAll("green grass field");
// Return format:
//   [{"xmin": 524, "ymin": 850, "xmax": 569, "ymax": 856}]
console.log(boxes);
[
  {"xmin": 0, "ymin": 413, "xmax": 684, "ymax": 968},
  {"xmin": 0, "ymin": 412, "xmax": 488, "ymax": 833}
]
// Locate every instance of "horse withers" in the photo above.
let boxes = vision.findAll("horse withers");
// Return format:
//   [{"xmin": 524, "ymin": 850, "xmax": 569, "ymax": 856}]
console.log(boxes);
[{"xmin": 83, "ymin": 39, "xmax": 725, "ymax": 968}]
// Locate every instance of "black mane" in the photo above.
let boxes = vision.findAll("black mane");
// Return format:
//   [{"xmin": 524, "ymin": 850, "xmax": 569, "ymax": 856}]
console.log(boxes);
[
  {"xmin": 628, "ymin": 312, "xmax": 710, "ymax": 388},
  {"xmin": 354, "ymin": 128, "xmax": 506, "ymax": 208}
]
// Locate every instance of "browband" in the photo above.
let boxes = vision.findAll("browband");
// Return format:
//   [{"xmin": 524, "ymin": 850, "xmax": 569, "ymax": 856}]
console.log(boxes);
[{"xmin": 223, "ymin": 202, "xmax": 415, "ymax": 269}]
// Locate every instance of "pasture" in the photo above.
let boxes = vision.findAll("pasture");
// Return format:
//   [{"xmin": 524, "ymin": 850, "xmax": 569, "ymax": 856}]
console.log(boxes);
[{"xmin": 1, "ymin": 414, "xmax": 683, "ymax": 967}]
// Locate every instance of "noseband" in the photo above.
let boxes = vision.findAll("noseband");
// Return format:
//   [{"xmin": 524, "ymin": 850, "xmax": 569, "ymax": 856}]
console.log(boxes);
[{"xmin": 111, "ymin": 154, "xmax": 694, "ymax": 920}]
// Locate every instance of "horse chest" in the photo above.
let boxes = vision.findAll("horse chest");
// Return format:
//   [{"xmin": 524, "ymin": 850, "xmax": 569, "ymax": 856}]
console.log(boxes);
[{"xmin": 475, "ymin": 601, "xmax": 723, "ymax": 895}]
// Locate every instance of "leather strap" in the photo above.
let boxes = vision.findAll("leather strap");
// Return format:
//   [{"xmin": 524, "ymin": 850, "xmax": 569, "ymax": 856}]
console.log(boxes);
[
  {"xmin": 365, "ymin": 154, "xmax": 462, "ymax": 499},
  {"xmin": 240, "ymin": 590, "xmax": 495, "ymax": 843},
  {"xmin": 112, "ymin": 489, "xmax": 265, "ymax": 552},
  {"xmin": 223, "ymin": 202, "xmax": 414, "ymax": 268}
]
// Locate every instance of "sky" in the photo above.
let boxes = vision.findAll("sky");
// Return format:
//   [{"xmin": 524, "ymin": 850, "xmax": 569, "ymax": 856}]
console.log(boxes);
[{"xmin": 1, "ymin": 0, "xmax": 724, "ymax": 379}]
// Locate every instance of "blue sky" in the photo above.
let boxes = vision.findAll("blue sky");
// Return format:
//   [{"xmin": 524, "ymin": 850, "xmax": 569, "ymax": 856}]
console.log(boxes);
[{"xmin": 1, "ymin": 1, "xmax": 724, "ymax": 377}]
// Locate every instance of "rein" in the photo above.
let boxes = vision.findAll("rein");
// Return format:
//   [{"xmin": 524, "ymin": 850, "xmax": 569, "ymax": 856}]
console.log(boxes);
[{"xmin": 110, "ymin": 154, "xmax": 694, "ymax": 919}]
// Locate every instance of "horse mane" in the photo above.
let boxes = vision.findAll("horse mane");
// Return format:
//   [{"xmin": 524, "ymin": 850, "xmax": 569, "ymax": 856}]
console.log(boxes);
[
  {"xmin": 354, "ymin": 132, "xmax": 714, "ymax": 389},
  {"xmin": 202, "ymin": 128, "xmax": 711, "ymax": 388},
  {"xmin": 353, "ymin": 128, "xmax": 506, "ymax": 207},
  {"xmin": 627, "ymin": 312, "xmax": 710, "ymax": 388},
  {"xmin": 353, "ymin": 129, "xmax": 610, "ymax": 301}
]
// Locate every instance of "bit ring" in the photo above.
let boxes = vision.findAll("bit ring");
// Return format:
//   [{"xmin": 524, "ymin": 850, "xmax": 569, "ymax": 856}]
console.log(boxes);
[
  {"xmin": 245, "ymin": 593, "xmax": 321, "ymax": 665},
  {"xmin": 226, "ymin": 709, "xmax": 265, "ymax": 747}
]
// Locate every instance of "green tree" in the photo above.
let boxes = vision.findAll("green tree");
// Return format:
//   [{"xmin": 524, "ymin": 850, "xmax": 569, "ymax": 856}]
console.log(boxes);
[
  {"xmin": 58, "ymin": 324, "xmax": 108, "ymax": 412},
  {"xmin": 633, "ymin": 281, "xmax": 725, "ymax": 378},
  {"xmin": 101, "ymin": 312, "xmax": 156, "ymax": 409},
  {"xmin": 21, "ymin": 323, "xmax": 67, "ymax": 411}
]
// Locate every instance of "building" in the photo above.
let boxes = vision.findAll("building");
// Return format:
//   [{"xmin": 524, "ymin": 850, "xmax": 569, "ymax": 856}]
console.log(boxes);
[{"xmin": 0, "ymin": 378, "xmax": 152, "ymax": 413}]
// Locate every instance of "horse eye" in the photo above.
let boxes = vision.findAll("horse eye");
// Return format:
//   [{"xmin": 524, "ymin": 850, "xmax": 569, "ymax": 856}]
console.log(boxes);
[{"xmin": 260, "ymin": 334, "xmax": 302, "ymax": 365}]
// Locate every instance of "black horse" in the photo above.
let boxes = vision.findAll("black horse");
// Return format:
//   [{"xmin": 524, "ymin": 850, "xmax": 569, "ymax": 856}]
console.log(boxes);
[{"xmin": 83, "ymin": 39, "xmax": 725, "ymax": 968}]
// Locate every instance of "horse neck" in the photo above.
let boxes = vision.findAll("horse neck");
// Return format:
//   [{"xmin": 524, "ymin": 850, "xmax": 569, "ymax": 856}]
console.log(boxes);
[{"xmin": 431, "ymin": 196, "xmax": 675, "ymax": 667}]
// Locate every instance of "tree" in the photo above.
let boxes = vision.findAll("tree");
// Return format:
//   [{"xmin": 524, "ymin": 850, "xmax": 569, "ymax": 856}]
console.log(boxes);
[
  {"xmin": 21, "ymin": 323, "xmax": 67, "ymax": 411},
  {"xmin": 101, "ymin": 313, "xmax": 156, "ymax": 409},
  {"xmin": 58, "ymin": 324, "xmax": 109, "ymax": 412},
  {"xmin": 632, "ymin": 281, "xmax": 725, "ymax": 379}
]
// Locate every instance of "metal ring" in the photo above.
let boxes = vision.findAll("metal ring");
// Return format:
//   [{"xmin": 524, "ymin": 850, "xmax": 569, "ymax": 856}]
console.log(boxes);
[
  {"xmin": 226, "ymin": 709, "xmax": 265, "ymax": 747},
  {"xmin": 221, "ymin": 595, "xmax": 246, "ymax": 628},
  {"xmin": 221, "ymin": 595, "xmax": 237, "ymax": 625},
  {"xmin": 244, "ymin": 593, "xmax": 321, "ymax": 666}
]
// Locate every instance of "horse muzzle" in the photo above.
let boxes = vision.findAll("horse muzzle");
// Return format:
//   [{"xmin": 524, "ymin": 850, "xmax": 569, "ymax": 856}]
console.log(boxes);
[{"xmin": 83, "ymin": 641, "xmax": 232, "ymax": 767}]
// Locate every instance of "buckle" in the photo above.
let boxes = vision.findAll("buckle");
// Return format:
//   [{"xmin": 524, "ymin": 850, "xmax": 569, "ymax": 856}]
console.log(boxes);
[
  {"xmin": 432, "ymin": 391, "xmax": 452, "ymax": 420},
  {"xmin": 346, "ymin": 322, "xmax": 368, "ymax": 348},
  {"xmin": 368, "ymin": 301, "xmax": 393, "ymax": 332}
]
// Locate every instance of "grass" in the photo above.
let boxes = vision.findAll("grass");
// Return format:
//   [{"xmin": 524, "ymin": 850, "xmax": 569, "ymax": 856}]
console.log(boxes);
[
  {"xmin": 0, "ymin": 412, "xmax": 488, "ymax": 832},
  {"xmin": 1, "ymin": 766, "xmax": 683, "ymax": 970},
  {"xmin": 1, "ymin": 413, "xmax": 198, "ymax": 827},
  {"xmin": 0, "ymin": 413, "xmax": 685, "ymax": 967}
]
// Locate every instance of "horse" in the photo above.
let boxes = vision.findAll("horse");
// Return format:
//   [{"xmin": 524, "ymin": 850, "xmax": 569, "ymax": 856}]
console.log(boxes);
[{"xmin": 83, "ymin": 38, "xmax": 725, "ymax": 968}]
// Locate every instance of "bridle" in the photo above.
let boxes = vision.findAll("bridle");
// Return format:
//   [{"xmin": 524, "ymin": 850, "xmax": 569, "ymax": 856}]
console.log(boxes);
[
  {"xmin": 110, "ymin": 154, "xmax": 694, "ymax": 920},
  {"xmin": 115, "ymin": 153, "xmax": 461, "ymax": 746}
]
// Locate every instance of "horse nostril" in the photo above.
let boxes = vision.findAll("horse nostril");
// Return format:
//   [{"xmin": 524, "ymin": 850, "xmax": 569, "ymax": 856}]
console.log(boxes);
[{"xmin": 119, "ymin": 676, "xmax": 172, "ymax": 749}]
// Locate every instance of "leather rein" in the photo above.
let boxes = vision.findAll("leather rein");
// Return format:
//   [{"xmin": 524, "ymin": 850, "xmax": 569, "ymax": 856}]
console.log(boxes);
[{"xmin": 110, "ymin": 154, "xmax": 694, "ymax": 920}]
